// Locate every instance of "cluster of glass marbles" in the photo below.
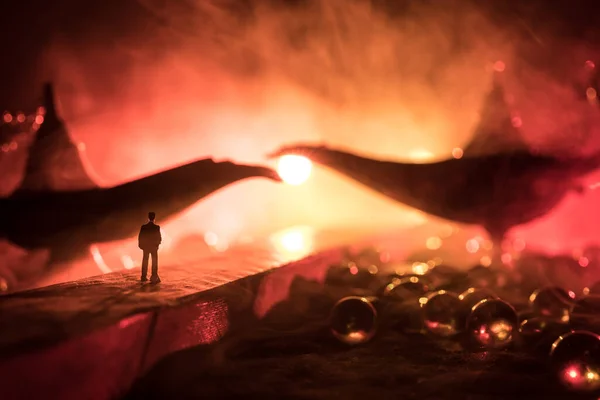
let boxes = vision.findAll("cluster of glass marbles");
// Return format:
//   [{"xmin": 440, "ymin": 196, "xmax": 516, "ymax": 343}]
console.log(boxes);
[{"xmin": 326, "ymin": 247, "xmax": 600, "ymax": 394}]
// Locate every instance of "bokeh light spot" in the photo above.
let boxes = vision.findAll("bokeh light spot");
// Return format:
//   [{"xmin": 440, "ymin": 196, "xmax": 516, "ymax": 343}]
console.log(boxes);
[
  {"xmin": 204, "ymin": 231, "xmax": 218, "ymax": 246},
  {"xmin": 426, "ymin": 236, "xmax": 443, "ymax": 250},
  {"xmin": 466, "ymin": 238, "xmax": 480, "ymax": 253},
  {"xmin": 0, "ymin": 277, "xmax": 8, "ymax": 292},
  {"xmin": 585, "ymin": 60, "xmax": 596, "ymax": 70},
  {"xmin": 586, "ymin": 87, "xmax": 597, "ymax": 101},
  {"xmin": 452, "ymin": 147, "xmax": 463, "ymax": 159},
  {"xmin": 480, "ymin": 255, "xmax": 492, "ymax": 267}
]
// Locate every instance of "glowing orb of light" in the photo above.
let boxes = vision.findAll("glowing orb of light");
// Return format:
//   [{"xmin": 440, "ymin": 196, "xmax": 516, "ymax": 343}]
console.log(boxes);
[
  {"xmin": 277, "ymin": 155, "xmax": 312, "ymax": 185},
  {"xmin": 279, "ymin": 229, "xmax": 306, "ymax": 252}
]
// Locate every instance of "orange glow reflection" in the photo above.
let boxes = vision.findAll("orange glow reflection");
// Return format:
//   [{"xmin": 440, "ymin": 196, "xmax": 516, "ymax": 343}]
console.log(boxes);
[
  {"xmin": 451, "ymin": 147, "xmax": 463, "ymax": 159},
  {"xmin": 426, "ymin": 236, "xmax": 442, "ymax": 250}
]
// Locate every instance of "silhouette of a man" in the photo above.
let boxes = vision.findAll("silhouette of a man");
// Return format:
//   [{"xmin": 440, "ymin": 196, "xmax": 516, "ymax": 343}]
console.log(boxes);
[{"xmin": 138, "ymin": 212, "xmax": 162, "ymax": 283}]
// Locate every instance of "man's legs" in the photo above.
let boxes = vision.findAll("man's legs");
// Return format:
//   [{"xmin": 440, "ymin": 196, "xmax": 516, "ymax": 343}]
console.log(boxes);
[
  {"xmin": 150, "ymin": 250, "xmax": 160, "ymax": 283},
  {"xmin": 141, "ymin": 250, "xmax": 150, "ymax": 281}
]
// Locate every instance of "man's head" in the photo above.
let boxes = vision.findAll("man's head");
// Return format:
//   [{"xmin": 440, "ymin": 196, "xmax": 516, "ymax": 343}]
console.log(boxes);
[{"xmin": 148, "ymin": 212, "xmax": 156, "ymax": 222}]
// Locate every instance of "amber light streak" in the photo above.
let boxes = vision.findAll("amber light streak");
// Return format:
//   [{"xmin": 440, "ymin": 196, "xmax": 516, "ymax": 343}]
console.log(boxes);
[{"xmin": 90, "ymin": 245, "xmax": 112, "ymax": 274}]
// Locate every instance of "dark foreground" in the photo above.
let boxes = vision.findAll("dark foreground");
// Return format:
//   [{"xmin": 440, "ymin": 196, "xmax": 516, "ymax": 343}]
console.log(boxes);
[{"xmin": 125, "ymin": 259, "xmax": 596, "ymax": 400}]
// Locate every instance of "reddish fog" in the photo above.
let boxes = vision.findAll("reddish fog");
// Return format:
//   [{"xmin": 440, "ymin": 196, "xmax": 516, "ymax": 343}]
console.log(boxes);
[{"xmin": 2, "ymin": 0, "xmax": 600, "ymax": 289}]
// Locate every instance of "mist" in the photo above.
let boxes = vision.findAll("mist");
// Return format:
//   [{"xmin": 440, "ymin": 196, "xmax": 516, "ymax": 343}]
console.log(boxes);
[
  {"xmin": 45, "ymin": 0, "xmax": 514, "ymax": 232},
  {"xmin": 3, "ymin": 0, "xmax": 600, "ymax": 288}
]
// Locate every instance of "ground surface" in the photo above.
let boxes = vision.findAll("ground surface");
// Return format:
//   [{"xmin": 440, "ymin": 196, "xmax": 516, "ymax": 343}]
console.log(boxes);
[
  {"xmin": 125, "ymin": 258, "xmax": 598, "ymax": 400},
  {"xmin": 0, "ymin": 250, "xmax": 276, "ymax": 358},
  {"xmin": 2, "ymin": 231, "xmax": 597, "ymax": 400}
]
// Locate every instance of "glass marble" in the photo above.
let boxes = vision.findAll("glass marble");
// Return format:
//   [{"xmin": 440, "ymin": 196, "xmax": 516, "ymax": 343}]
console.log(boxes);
[
  {"xmin": 519, "ymin": 317, "xmax": 571, "ymax": 354},
  {"xmin": 529, "ymin": 286, "xmax": 574, "ymax": 323},
  {"xmin": 570, "ymin": 295, "xmax": 600, "ymax": 331},
  {"xmin": 383, "ymin": 276, "xmax": 429, "ymax": 301},
  {"xmin": 363, "ymin": 296, "xmax": 381, "ymax": 313},
  {"xmin": 519, "ymin": 317, "xmax": 550, "ymax": 340},
  {"xmin": 550, "ymin": 331, "xmax": 600, "ymax": 393},
  {"xmin": 459, "ymin": 287, "xmax": 498, "ymax": 313},
  {"xmin": 330, "ymin": 296, "xmax": 377, "ymax": 345},
  {"xmin": 458, "ymin": 288, "xmax": 498, "ymax": 330},
  {"xmin": 466, "ymin": 298, "xmax": 518, "ymax": 350},
  {"xmin": 377, "ymin": 273, "xmax": 425, "ymax": 296},
  {"xmin": 422, "ymin": 290, "xmax": 462, "ymax": 337}
]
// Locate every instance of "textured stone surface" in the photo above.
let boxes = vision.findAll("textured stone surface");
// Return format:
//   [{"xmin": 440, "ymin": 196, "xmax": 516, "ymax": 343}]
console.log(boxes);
[
  {"xmin": 0, "ymin": 243, "xmax": 345, "ymax": 400},
  {"xmin": 0, "ymin": 253, "xmax": 273, "ymax": 358}
]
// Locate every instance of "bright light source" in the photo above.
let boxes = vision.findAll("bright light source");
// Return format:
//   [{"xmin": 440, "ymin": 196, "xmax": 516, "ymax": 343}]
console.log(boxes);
[
  {"xmin": 277, "ymin": 155, "xmax": 312, "ymax": 185},
  {"xmin": 279, "ymin": 230, "xmax": 306, "ymax": 252}
]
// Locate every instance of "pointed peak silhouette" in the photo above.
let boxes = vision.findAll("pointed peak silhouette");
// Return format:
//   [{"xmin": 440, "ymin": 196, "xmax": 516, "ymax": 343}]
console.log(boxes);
[
  {"xmin": 270, "ymin": 143, "xmax": 600, "ymax": 249},
  {"xmin": 40, "ymin": 83, "xmax": 60, "ymax": 129},
  {"xmin": 16, "ymin": 83, "xmax": 98, "ymax": 193},
  {"xmin": 0, "ymin": 83, "xmax": 283, "ymax": 292},
  {"xmin": 463, "ymin": 75, "xmax": 529, "ymax": 157}
]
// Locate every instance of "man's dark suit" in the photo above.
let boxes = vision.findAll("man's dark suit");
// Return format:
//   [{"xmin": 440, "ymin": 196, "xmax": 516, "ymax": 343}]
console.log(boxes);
[{"xmin": 138, "ymin": 222, "xmax": 162, "ymax": 279}]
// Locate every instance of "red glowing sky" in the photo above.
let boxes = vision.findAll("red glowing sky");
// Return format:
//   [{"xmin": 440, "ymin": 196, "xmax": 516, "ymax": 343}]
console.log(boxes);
[{"xmin": 2, "ymin": 0, "xmax": 600, "ymax": 288}]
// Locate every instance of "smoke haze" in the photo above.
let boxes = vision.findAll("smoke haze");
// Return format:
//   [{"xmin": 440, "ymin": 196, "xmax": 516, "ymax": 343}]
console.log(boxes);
[{"xmin": 2, "ymin": 0, "xmax": 600, "ymax": 287}]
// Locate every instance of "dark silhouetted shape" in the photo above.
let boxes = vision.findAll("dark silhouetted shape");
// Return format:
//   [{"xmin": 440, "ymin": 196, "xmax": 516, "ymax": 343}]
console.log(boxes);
[
  {"xmin": 138, "ymin": 212, "xmax": 162, "ymax": 283},
  {"xmin": 269, "ymin": 145, "xmax": 599, "ymax": 253},
  {"xmin": 17, "ymin": 83, "xmax": 98, "ymax": 192},
  {"xmin": 0, "ymin": 83, "xmax": 282, "ymax": 293},
  {"xmin": 269, "ymin": 78, "xmax": 600, "ymax": 259}
]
